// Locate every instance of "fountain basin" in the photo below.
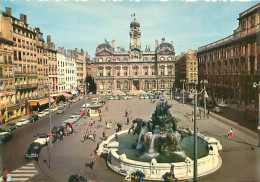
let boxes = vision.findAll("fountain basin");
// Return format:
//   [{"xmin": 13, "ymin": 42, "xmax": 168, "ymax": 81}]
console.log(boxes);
[{"xmin": 98, "ymin": 129, "xmax": 222, "ymax": 181}]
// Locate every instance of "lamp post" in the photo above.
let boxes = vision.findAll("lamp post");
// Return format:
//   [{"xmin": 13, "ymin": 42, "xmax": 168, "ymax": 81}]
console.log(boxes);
[
  {"xmin": 253, "ymin": 81, "xmax": 260, "ymax": 147},
  {"xmin": 84, "ymin": 81, "xmax": 90, "ymax": 118},
  {"xmin": 180, "ymin": 79, "xmax": 185, "ymax": 105},
  {"xmin": 45, "ymin": 84, "xmax": 52, "ymax": 168},
  {"xmin": 200, "ymin": 79, "xmax": 208, "ymax": 117},
  {"xmin": 190, "ymin": 88, "xmax": 204, "ymax": 182}
]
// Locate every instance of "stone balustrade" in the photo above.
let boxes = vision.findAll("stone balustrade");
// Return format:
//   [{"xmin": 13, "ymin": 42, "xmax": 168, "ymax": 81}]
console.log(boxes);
[{"xmin": 98, "ymin": 129, "xmax": 222, "ymax": 181}]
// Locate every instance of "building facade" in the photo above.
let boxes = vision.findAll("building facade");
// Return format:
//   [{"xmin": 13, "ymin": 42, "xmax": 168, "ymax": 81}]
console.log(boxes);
[
  {"xmin": 177, "ymin": 49, "xmax": 198, "ymax": 91},
  {"xmin": 197, "ymin": 4, "xmax": 260, "ymax": 106},
  {"xmin": 94, "ymin": 18, "xmax": 176, "ymax": 95}
]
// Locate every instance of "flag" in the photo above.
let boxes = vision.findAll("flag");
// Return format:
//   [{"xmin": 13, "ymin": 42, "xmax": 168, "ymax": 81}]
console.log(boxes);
[{"xmin": 131, "ymin": 13, "xmax": 135, "ymax": 17}]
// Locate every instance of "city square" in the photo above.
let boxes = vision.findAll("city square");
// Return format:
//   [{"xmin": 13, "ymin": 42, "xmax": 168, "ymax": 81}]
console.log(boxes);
[{"xmin": 0, "ymin": 1, "xmax": 259, "ymax": 182}]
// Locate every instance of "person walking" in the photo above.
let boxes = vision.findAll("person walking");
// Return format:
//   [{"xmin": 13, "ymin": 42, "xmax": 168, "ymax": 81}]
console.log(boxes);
[
  {"xmin": 2, "ymin": 168, "xmax": 8, "ymax": 182},
  {"xmin": 89, "ymin": 154, "xmax": 96, "ymax": 169},
  {"xmin": 229, "ymin": 128, "xmax": 233, "ymax": 137},
  {"xmin": 127, "ymin": 117, "xmax": 130, "ymax": 125},
  {"xmin": 103, "ymin": 130, "xmax": 107, "ymax": 140},
  {"xmin": 93, "ymin": 131, "xmax": 96, "ymax": 142},
  {"xmin": 59, "ymin": 130, "xmax": 63, "ymax": 140}
]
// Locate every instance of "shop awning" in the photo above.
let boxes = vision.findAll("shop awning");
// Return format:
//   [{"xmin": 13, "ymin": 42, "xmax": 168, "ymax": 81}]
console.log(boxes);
[
  {"xmin": 38, "ymin": 99, "xmax": 49, "ymax": 105},
  {"xmin": 62, "ymin": 92, "xmax": 73, "ymax": 98},
  {"xmin": 71, "ymin": 90, "xmax": 78, "ymax": 95}
]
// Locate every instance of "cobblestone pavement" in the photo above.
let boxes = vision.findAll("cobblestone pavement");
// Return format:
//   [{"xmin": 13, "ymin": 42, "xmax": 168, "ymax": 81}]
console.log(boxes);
[{"xmin": 38, "ymin": 97, "xmax": 260, "ymax": 182}]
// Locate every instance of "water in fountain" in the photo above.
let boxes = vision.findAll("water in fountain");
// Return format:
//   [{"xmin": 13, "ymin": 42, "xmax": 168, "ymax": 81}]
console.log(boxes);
[
  {"xmin": 147, "ymin": 133, "xmax": 159, "ymax": 157},
  {"xmin": 173, "ymin": 131, "xmax": 187, "ymax": 158},
  {"xmin": 137, "ymin": 127, "xmax": 147, "ymax": 149}
]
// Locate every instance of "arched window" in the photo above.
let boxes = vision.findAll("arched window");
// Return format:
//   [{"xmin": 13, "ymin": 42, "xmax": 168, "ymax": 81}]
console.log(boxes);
[
  {"xmin": 117, "ymin": 81, "xmax": 121, "ymax": 89},
  {"xmin": 124, "ymin": 81, "xmax": 128, "ymax": 90},
  {"xmin": 152, "ymin": 80, "xmax": 156, "ymax": 89}
]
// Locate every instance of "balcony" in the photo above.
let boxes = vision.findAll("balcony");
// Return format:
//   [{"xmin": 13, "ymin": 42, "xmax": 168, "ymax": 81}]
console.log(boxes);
[
  {"xmin": 0, "ymin": 74, "xmax": 14, "ymax": 80},
  {"xmin": 15, "ymin": 83, "xmax": 38, "ymax": 90},
  {"xmin": 14, "ymin": 71, "xmax": 27, "ymax": 77}
]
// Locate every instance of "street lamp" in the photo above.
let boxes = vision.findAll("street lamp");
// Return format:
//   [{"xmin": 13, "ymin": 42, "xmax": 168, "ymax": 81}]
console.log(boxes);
[
  {"xmin": 180, "ymin": 79, "xmax": 185, "ymax": 105},
  {"xmin": 190, "ymin": 88, "xmax": 204, "ymax": 182},
  {"xmin": 45, "ymin": 84, "xmax": 52, "ymax": 168},
  {"xmin": 200, "ymin": 79, "xmax": 208, "ymax": 118},
  {"xmin": 84, "ymin": 81, "xmax": 90, "ymax": 118},
  {"xmin": 253, "ymin": 81, "xmax": 260, "ymax": 147}
]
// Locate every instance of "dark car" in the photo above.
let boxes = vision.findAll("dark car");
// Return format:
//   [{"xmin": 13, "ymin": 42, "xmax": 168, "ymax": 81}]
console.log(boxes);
[
  {"xmin": 25, "ymin": 142, "xmax": 41, "ymax": 161},
  {"xmin": 4, "ymin": 123, "xmax": 17, "ymax": 132},
  {"xmin": 29, "ymin": 114, "xmax": 39, "ymax": 123},
  {"xmin": 69, "ymin": 174, "xmax": 87, "ymax": 182},
  {"xmin": 0, "ymin": 132, "xmax": 13, "ymax": 144}
]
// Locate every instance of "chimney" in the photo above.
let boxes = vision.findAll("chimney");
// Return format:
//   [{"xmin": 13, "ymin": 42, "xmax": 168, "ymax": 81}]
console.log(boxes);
[
  {"xmin": 24, "ymin": 14, "xmax": 27, "ymax": 24},
  {"xmin": 35, "ymin": 27, "xmax": 40, "ymax": 33},
  {"xmin": 155, "ymin": 40, "xmax": 158, "ymax": 48},
  {"xmin": 81, "ymin": 49, "xmax": 84, "ymax": 56},
  {"xmin": 47, "ymin": 35, "xmax": 51, "ymax": 44},
  {"xmin": 20, "ymin": 14, "xmax": 25, "ymax": 23},
  {"xmin": 112, "ymin": 40, "xmax": 115, "ymax": 50},
  {"xmin": 5, "ymin": 7, "xmax": 11, "ymax": 16}
]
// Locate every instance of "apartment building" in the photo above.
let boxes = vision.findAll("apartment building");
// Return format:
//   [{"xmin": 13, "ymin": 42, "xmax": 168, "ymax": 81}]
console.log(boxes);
[{"xmin": 57, "ymin": 47, "xmax": 66, "ymax": 93}]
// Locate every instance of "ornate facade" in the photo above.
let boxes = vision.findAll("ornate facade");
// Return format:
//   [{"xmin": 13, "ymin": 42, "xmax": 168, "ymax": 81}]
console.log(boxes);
[
  {"xmin": 94, "ymin": 18, "xmax": 176, "ymax": 95},
  {"xmin": 197, "ymin": 4, "xmax": 260, "ymax": 106}
]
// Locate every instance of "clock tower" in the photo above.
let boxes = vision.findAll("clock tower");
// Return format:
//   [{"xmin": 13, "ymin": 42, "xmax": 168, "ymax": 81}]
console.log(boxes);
[{"xmin": 129, "ymin": 18, "xmax": 141, "ymax": 55}]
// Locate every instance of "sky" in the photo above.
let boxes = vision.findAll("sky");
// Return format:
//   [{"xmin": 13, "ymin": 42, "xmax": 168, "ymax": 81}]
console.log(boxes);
[{"xmin": 0, "ymin": 0, "xmax": 259, "ymax": 58}]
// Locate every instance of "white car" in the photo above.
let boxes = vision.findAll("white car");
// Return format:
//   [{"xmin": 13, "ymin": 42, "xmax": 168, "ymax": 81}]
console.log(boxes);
[
  {"xmin": 213, "ymin": 107, "xmax": 222, "ymax": 113},
  {"xmin": 144, "ymin": 95, "xmax": 149, "ymax": 99},
  {"xmin": 51, "ymin": 107, "xmax": 58, "ymax": 112},
  {"xmin": 38, "ymin": 112, "xmax": 46, "ymax": 118},
  {"xmin": 68, "ymin": 115, "xmax": 78, "ymax": 123},
  {"xmin": 16, "ymin": 119, "xmax": 30, "ymax": 127},
  {"xmin": 44, "ymin": 109, "xmax": 51, "ymax": 115},
  {"xmin": 82, "ymin": 103, "xmax": 90, "ymax": 108},
  {"xmin": 34, "ymin": 133, "xmax": 50, "ymax": 146},
  {"xmin": 139, "ymin": 95, "xmax": 144, "ymax": 99},
  {"xmin": 79, "ymin": 96, "xmax": 84, "ymax": 100},
  {"xmin": 126, "ymin": 95, "xmax": 132, "ymax": 100},
  {"xmin": 108, "ymin": 96, "xmax": 114, "ymax": 100}
]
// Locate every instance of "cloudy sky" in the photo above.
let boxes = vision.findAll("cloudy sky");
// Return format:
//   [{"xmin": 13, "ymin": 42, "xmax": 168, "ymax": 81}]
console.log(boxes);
[{"xmin": 0, "ymin": 0, "xmax": 258, "ymax": 58}]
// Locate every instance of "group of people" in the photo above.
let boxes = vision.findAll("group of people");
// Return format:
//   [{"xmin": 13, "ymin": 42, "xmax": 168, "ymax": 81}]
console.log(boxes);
[{"xmin": 83, "ymin": 129, "xmax": 96, "ymax": 143}]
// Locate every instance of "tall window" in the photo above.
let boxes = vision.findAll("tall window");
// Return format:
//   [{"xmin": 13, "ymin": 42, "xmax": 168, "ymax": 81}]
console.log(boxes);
[
  {"xmin": 151, "ymin": 67, "xmax": 155, "ymax": 75},
  {"xmin": 107, "ymin": 68, "xmax": 111, "ymax": 76},
  {"xmin": 152, "ymin": 80, "xmax": 156, "ymax": 89},
  {"xmin": 144, "ymin": 81, "xmax": 149, "ymax": 89},
  {"xmin": 117, "ymin": 81, "xmax": 121, "ymax": 89},
  {"xmin": 99, "ymin": 69, "xmax": 103, "ymax": 76},
  {"xmin": 168, "ymin": 66, "xmax": 172, "ymax": 75},
  {"xmin": 116, "ymin": 67, "xmax": 120, "ymax": 76},
  {"xmin": 107, "ymin": 81, "xmax": 112, "ymax": 90},
  {"xmin": 161, "ymin": 80, "xmax": 165, "ymax": 89},
  {"xmin": 124, "ymin": 81, "xmax": 128, "ymax": 90},
  {"xmin": 144, "ymin": 67, "xmax": 148, "ymax": 75},
  {"xmin": 124, "ymin": 68, "xmax": 128, "ymax": 76},
  {"xmin": 160, "ymin": 67, "xmax": 165, "ymax": 75}
]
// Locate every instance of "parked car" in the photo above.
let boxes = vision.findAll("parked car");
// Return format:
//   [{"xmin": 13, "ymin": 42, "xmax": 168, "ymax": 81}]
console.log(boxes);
[
  {"xmin": 144, "ymin": 95, "xmax": 149, "ymax": 99},
  {"xmin": 57, "ymin": 107, "xmax": 65, "ymax": 114},
  {"xmin": 68, "ymin": 115, "xmax": 78, "ymax": 123},
  {"xmin": 51, "ymin": 107, "xmax": 58, "ymax": 112},
  {"xmin": 69, "ymin": 174, "xmax": 87, "ymax": 182},
  {"xmin": 25, "ymin": 142, "xmax": 41, "ymax": 161},
  {"xmin": 126, "ymin": 95, "xmax": 132, "ymax": 100},
  {"xmin": 108, "ymin": 96, "xmax": 114, "ymax": 100},
  {"xmin": 38, "ymin": 112, "xmax": 46, "ymax": 118},
  {"xmin": 29, "ymin": 114, "xmax": 39, "ymax": 122},
  {"xmin": 74, "ymin": 112, "xmax": 82, "ymax": 118},
  {"xmin": 79, "ymin": 96, "xmax": 84, "ymax": 100},
  {"xmin": 44, "ymin": 109, "xmax": 51, "ymax": 115},
  {"xmin": 82, "ymin": 103, "xmax": 90, "ymax": 108},
  {"xmin": 213, "ymin": 107, "xmax": 222, "ymax": 113},
  {"xmin": 92, "ymin": 98, "xmax": 99, "ymax": 104},
  {"xmin": 71, "ymin": 99, "xmax": 78, "ymax": 103},
  {"xmin": 113, "ymin": 96, "xmax": 119, "ymax": 100},
  {"xmin": 34, "ymin": 133, "xmax": 50, "ymax": 146},
  {"xmin": 0, "ymin": 132, "xmax": 13, "ymax": 143},
  {"xmin": 16, "ymin": 119, "xmax": 30, "ymax": 127},
  {"xmin": 63, "ymin": 102, "xmax": 69, "ymax": 107},
  {"xmin": 3, "ymin": 123, "xmax": 16, "ymax": 132},
  {"xmin": 139, "ymin": 95, "xmax": 144, "ymax": 99}
]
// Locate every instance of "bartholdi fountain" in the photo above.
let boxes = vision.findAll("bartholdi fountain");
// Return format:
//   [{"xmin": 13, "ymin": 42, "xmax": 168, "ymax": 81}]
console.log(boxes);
[{"xmin": 96, "ymin": 100, "xmax": 222, "ymax": 181}]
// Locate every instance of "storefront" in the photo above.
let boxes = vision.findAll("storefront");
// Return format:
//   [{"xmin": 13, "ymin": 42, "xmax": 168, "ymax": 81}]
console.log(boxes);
[{"xmin": 88, "ymin": 104, "xmax": 102, "ymax": 117}]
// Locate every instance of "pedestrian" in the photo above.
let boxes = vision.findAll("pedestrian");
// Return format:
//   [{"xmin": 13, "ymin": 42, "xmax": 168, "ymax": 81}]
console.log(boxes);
[
  {"xmin": 106, "ymin": 106, "xmax": 108, "ymax": 111},
  {"xmin": 117, "ymin": 122, "xmax": 120, "ymax": 131},
  {"xmin": 59, "ymin": 130, "xmax": 63, "ymax": 140},
  {"xmin": 83, "ymin": 133, "xmax": 87, "ymax": 143},
  {"xmin": 208, "ymin": 109, "xmax": 210, "ymax": 115},
  {"xmin": 89, "ymin": 154, "xmax": 96, "ymax": 169},
  {"xmin": 93, "ymin": 131, "xmax": 96, "ymax": 142},
  {"xmin": 103, "ymin": 130, "xmax": 107, "ymax": 140},
  {"xmin": 99, "ymin": 114, "xmax": 102, "ymax": 122},
  {"xmin": 2, "ymin": 168, "xmax": 8, "ymax": 182},
  {"xmin": 127, "ymin": 117, "xmax": 130, "ymax": 125},
  {"xmin": 229, "ymin": 128, "xmax": 233, "ymax": 137}
]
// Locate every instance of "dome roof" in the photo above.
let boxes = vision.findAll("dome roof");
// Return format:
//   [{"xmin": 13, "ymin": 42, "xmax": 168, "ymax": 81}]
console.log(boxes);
[
  {"xmin": 96, "ymin": 43, "xmax": 113, "ymax": 52},
  {"xmin": 130, "ymin": 18, "xmax": 140, "ymax": 28},
  {"xmin": 158, "ymin": 43, "xmax": 173, "ymax": 49}
]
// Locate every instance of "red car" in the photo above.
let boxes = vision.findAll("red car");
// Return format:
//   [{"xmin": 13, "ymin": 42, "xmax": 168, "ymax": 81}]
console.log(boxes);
[{"xmin": 80, "ymin": 109, "xmax": 85, "ymax": 116}]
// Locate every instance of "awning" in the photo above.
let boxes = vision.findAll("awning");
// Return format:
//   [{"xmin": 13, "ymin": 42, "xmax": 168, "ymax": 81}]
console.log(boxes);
[
  {"xmin": 71, "ymin": 90, "xmax": 78, "ymax": 95},
  {"xmin": 38, "ymin": 99, "xmax": 49, "ymax": 105},
  {"xmin": 62, "ymin": 92, "xmax": 73, "ymax": 98}
]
